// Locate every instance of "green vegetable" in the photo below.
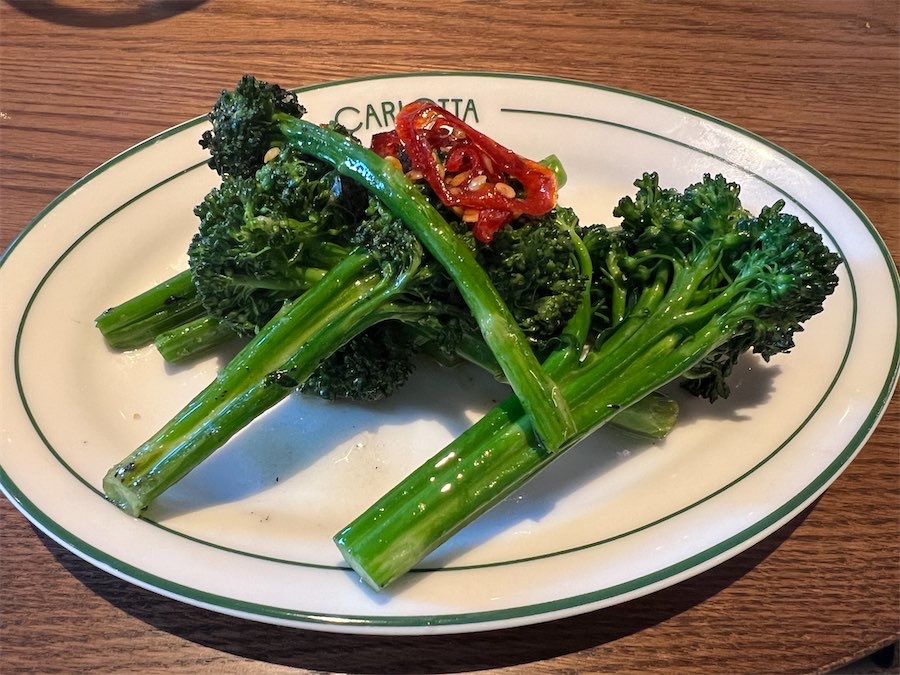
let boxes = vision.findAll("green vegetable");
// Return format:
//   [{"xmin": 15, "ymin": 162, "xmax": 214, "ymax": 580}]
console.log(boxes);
[
  {"xmin": 103, "ymin": 201, "xmax": 425, "ymax": 515},
  {"xmin": 95, "ymin": 269, "xmax": 205, "ymax": 349},
  {"xmin": 188, "ymin": 166, "xmax": 362, "ymax": 337},
  {"xmin": 153, "ymin": 315, "xmax": 236, "ymax": 363},
  {"xmin": 334, "ymin": 172, "xmax": 842, "ymax": 590},
  {"xmin": 203, "ymin": 75, "xmax": 576, "ymax": 450},
  {"xmin": 300, "ymin": 322, "xmax": 416, "ymax": 402},
  {"xmin": 95, "ymin": 143, "xmax": 361, "ymax": 353},
  {"xmin": 98, "ymin": 77, "xmax": 680, "ymax": 517}
]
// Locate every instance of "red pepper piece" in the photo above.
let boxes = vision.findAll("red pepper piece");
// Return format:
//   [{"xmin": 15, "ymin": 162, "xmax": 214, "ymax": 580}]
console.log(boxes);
[
  {"xmin": 472, "ymin": 209, "xmax": 513, "ymax": 243},
  {"xmin": 370, "ymin": 130, "xmax": 403, "ymax": 162},
  {"xmin": 371, "ymin": 100, "xmax": 558, "ymax": 242}
]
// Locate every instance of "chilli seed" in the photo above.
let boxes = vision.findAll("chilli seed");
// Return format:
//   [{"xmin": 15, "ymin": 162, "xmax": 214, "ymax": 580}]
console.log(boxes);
[{"xmin": 495, "ymin": 182, "xmax": 516, "ymax": 198}]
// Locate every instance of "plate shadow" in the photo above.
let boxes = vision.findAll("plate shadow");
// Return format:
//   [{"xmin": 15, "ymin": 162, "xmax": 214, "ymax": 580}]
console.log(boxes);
[{"xmin": 3, "ymin": 0, "xmax": 208, "ymax": 28}]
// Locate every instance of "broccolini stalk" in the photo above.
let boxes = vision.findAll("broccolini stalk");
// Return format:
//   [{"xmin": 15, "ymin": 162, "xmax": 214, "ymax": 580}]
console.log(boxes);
[
  {"xmin": 153, "ymin": 265, "xmax": 333, "ymax": 363},
  {"xmin": 95, "ymin": 269, "xmax": 206, "ymax": 349},
  {"xmin": 278, "ymin": 118, "xmax": 575, "ymax": 451},
  {"xmin": 202, "ymin": 75, "xmax": 576, "ymax": 451},
  {"xmin": 153, "ymin": 315, "xmax": 236, "ymax": 362},
  {"xmin": 334, "ymin": 209, "xmax": 603, "ymax": 587},
  {"xmin": 104, "ymin": 238, "xmax": 420, "ymax": 515},
  {"xmin": 335, "ymin": 343, "xmax": 683, "ymax": 590},
  {"xmin": 335, "ymin": 173, "xmax": 841, "ymax": 590}
]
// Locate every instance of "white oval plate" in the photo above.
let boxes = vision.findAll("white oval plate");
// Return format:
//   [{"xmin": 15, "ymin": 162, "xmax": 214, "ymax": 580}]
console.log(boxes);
[{"xmin": 2, "ymin": 73, "xmax": 897, "ymax": 635}]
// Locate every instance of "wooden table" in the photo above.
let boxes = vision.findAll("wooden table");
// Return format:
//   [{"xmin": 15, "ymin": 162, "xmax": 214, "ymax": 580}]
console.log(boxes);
[{"xmin": 2, "ymin": 1, "xmax": 897, "ymax": 672}]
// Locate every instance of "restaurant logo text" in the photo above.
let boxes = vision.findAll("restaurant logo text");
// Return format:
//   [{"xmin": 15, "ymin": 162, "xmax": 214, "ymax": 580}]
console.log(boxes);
[{"xmin": 334, "ymin": 98, "xmax": 480, "ymax": 134}]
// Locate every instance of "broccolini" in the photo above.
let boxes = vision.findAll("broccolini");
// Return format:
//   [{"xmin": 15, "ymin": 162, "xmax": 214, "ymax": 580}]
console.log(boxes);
[
  {"xmin": 198, "ymin": 75, "xmax": 576, "ymax": 450},
  {"xmin": 335, "ymin": 172, "xmax": 842, "ymax": 590},
  {"xmin": 102, "ymin": 76, "xmax": 639, "ymax": 515}
]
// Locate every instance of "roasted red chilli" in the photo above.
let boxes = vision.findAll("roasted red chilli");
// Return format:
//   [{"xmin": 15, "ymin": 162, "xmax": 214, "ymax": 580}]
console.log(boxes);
[{"xmin": 370, "ymin": 100, "xmax": 558, "ymax": 242}]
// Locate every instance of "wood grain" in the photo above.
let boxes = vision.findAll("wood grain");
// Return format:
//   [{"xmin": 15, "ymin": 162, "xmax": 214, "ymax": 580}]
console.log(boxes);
[{"xmin": 1, "ymin": 1, "xmax": 897, "ymax": 673}]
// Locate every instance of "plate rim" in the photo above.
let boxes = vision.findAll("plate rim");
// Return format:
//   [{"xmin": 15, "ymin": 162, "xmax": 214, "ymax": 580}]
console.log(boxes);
[
  {"xmin": 3, "ymin": 70, "xmax": 897, "ymax": 270},
  {"xmin": 2, "ymin": 70, "xmax": 898, "ymax": 634}
]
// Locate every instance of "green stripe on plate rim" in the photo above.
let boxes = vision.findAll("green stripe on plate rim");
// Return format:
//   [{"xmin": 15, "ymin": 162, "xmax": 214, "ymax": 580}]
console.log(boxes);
[{"xmin": 2, "ymin": 72, "xmax": 898, "ymax": 630}]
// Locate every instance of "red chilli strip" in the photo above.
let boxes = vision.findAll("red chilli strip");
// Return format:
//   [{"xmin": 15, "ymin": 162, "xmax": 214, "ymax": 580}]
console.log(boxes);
[
  {"xmin": 471, "ymin": 209, "xmax": 514, "ymax": 244},
  {"xmin": 370, "ymin": 130, "xmax": 403, "ymax": 162},
  {"xmin": 379, "ymin": 100, "xmax": 558, "ymax": 242}
]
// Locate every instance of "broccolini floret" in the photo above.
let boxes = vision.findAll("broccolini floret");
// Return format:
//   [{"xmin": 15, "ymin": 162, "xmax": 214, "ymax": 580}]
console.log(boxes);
[
  {"xmin": 188, "ymin": 173, "xmax": 351, "ymax": 335},
  {"xmin": 336, "ymin": 172, "xmax": 842, "ymax": 590},
  {"xmin": 301, "ymin": 323, "xmax": 417, "ymax": 402},
  {"xmin": 199, "ymin": 76, "xmax": 307, "ymax": 179},
  {"xmin": 478, "ymin": 207, "xmax": 587, "ymax": 355},
  {"xmin": 103, "ymin": 191, "xmax": 427, "ymax": 515},
  {"xmin": 97, "ymin": 77, "xmax": 680, "ymax": 517},
  {"xmin": 197, "ymin": 75, "xmax": 577, "ymax": 450}
]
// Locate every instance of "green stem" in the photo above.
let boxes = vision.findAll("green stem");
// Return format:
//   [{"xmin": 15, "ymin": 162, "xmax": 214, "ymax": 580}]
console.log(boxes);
[
  {"xmin": 103, "ymin": 251, "xmax": 397, "ymax": 515},
  {"xmin": 590, "ymin": 267, "xmax": 670, "ymax": 362},
  {"xmin": 95, "ymin": 270, "xmax": 206, "ymax": 349},
  {"xmin": 334, "ymin": 313, "xmax": 724, "ymax": 590},
  {"xmin": 543, "ymin": 212, "xmax": 594, "ymax": 374},
  {"xmin": 539, "ymin": 154, "xmax": 567, "ymax": 189},
  {"xmin": 154, "ymin": 315, "xmax": 239, "ymax": 362},
  {"xmin": 276, "ymin": 115, "xmax": 576, "ymax": 451},
  {"xmin": 153, "ymin": 266, "xmax": 333, "ymax": 363}
]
